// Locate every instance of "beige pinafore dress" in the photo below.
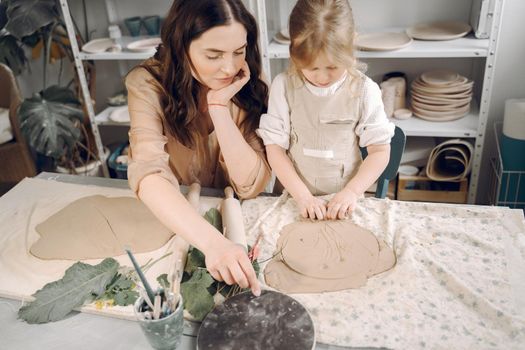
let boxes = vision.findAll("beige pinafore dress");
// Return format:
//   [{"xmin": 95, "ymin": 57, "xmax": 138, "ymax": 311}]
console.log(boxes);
[{"xmin": 286, "ymin": 73, "xmax": 365, "ymax": 195}]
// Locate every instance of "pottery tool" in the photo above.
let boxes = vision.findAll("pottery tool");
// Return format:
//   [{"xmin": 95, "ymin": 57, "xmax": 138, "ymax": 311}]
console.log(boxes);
[
  {"xmin": 220, "ymin": 186, "xmax": 247, "ymax": 251},
  {"xmin": 197, "ymin": 290, "xmax": 315, "ymax": 350},
  {"xmin": 125, "ymin": 248, "xmax": 155, "ymax": 303},
  {"xmin": 167, "ymin": 183, "xmax": 201, "ymax": 305}
]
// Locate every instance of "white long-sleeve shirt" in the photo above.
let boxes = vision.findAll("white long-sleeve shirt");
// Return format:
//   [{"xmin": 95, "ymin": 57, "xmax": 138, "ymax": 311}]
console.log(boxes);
[{"xmin": 257, "ymin": 72, "xmax": 394, "ymax": 150}]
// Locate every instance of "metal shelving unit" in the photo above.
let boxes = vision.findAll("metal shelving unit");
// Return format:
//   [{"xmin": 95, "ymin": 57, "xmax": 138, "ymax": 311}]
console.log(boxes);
[
  {"xmin": 59, "ymin": 0, "xmax": 162, "ymax": 177},
  {"xmin": 255, "ymin": 0, "xmax": 505, "ymax": 204},
  {"xmin": 59, "ymin": 0, "xmax": 109, "ymax": 177}
]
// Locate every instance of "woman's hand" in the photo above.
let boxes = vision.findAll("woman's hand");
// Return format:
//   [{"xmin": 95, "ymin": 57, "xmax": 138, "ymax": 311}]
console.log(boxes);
[
  {"xmin": 326, "ymin": 188, "xmax": 359, "ymax": 220},
  {"xmin": 295, "ymin": 193, "xmax": 327, "ymax": 220},
  {"xmin": 204, "ymin": 237, "xmax": 261, "ymax": 296},
  {"xmin": 207, "ymin": 61, "xmax": 250, "ymax": 106}
]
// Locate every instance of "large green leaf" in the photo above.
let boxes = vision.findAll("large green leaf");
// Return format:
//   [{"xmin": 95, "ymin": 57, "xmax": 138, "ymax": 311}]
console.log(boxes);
[
  {"xmin": 184, "ymin": 247, "xmax": 206, "ymax": 275},
  {"xmin": 0, "ymin": 34, "xmax": 26, "ymax": 75},
  {"xmin": 5, "ymin": 0, "xmax": 58, "ymax": 39},
  {"xmin": 18, "ymin": 85, "xmax": 84, "ymax": 159},
  {"xmin": 18, "ymin": 258, "xmax": 119, "ymax": 324},
  {"xmin": 42, "ymin": 85, "xmax": 81, "ymax": 105},
  {"xmin": 181, "ymin": 269, "xmax": 215, "ymax": 321}
]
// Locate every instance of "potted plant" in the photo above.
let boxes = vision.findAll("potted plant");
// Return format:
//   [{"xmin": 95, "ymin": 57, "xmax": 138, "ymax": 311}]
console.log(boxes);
[{"xmin": 0, "ymin": 0, "xmax": 102, "ymax": 174}]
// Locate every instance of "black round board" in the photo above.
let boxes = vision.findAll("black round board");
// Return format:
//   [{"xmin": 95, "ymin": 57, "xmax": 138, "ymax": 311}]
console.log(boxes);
[{"xmin": 197, "ymin": 290, "xmax": 315, "ymax": 350}]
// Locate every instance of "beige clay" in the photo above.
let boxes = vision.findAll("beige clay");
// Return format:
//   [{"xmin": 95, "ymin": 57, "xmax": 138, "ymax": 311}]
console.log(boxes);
[
  {"xmin": 31, "ymin": 195, "xmax": 173, "ymax": 260},
  {"xmin": 264, "ymin": 220, "xmax": 395, "ymax": 293}
]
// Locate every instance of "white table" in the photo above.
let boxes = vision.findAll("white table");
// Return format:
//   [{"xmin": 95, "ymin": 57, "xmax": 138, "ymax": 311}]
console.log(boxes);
[{"xmin": 0, "ymin": 173, "xmax": 371, "ymax": 350}]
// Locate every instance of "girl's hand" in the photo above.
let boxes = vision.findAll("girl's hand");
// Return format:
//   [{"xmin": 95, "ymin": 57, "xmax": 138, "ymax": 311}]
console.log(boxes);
[
  {"xmin": 207, "ymin": 61, "xmax": 250, "ymax": 106},
  {"xmin": 204, "ymin": 236, "xmax": 261, "ymax": 296},
  {"xmin": 295, "ymin": 193, "xmax": 327, "ymax": 220},
  {"xmin": 326, "ymin": 188, "xmax": 359, "ymax": 220}
]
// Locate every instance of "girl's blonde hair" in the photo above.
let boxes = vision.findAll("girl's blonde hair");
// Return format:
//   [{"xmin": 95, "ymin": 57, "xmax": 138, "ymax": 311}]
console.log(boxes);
[{"xmin": 288, "ymin": 0, "xmax": 362, "ymax": 80}]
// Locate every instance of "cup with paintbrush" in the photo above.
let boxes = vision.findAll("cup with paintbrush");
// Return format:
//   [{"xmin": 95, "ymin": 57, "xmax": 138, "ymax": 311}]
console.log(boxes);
[{"xmin": 126, "ymin": 248, "xmax": 184, "ymax": 350}]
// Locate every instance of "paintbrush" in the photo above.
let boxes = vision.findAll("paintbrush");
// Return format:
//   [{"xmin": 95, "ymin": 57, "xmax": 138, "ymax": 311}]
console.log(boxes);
[
  {"xmin": 125, "ymin": 248, "xmax": 156, "ymax": 304},
  {"xmin": 170, "ymin": 257, "xmax": 182, "ymax": 308}
]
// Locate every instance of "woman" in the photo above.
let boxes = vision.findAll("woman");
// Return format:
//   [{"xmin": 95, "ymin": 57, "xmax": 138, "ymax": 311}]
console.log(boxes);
[{"xmin": 125, "ymin": 0, "xmax": 270, "ymax": 296}]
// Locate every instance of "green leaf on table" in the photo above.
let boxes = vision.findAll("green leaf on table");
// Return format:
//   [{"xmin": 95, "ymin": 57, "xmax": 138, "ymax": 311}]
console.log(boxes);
[
  {"xmin": 184, "ymin": 247, "xmax": 206, "ymax": 275},
  {"xmin": 181, "ymin": 269, "xmax": 215, "ymax": 321},
  {"xmin": 157, "ymin": 273, "xmax": 170, "ymax": 291},
  {"xmin": 113, "ymin": 290, "xmax": 139, "ymax": 306},
  {"xmin": 18, "ymin": 258, "xmax": 119, "ymax": 324},
  {"xmin": 203, "ymin": 208, "xmax": 222, "ymax": 233}
]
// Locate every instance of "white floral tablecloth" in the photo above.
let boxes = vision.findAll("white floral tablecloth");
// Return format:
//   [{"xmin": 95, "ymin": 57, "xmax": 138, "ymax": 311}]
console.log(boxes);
[{"xmin": 242, "ymin": 195, "xmax": 525, "ymax": 350}]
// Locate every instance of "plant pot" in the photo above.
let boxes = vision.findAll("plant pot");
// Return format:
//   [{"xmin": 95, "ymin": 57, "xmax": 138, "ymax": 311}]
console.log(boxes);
[{"xmin": 56, "ymin": 147, "xmax": 110, "ymax": 176}]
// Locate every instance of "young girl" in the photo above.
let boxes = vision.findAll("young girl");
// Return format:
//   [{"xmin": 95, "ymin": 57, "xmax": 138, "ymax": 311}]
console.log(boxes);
[{"xmin": 257, "ymin": 0, "xmax": 394, "ymax": 221}]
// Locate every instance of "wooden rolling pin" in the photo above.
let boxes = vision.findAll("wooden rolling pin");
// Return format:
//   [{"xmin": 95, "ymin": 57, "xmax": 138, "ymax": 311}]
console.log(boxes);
[
  {"xmin": 168, "ymin": 183, "xmax": 201, "ymax": 299},
  {"xmin": 221, "ymin": 186, "xmax": 247, "ymax": 252}
]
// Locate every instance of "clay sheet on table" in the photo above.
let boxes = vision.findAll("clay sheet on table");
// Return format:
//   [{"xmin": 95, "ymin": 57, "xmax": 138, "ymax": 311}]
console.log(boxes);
[
  {"xmin": 241, "ymin": 196, "xmax": 525, "ymax": 350},
  {"xmin": 0, "ymin": 178, "xmax": 221, "ymax": 320}
]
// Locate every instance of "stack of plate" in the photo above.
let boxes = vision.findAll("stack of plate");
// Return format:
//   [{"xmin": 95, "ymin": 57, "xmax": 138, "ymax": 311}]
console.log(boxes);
[{"xmin": 410, "ymin": 70, "xmax": 473, "ymax": 122}]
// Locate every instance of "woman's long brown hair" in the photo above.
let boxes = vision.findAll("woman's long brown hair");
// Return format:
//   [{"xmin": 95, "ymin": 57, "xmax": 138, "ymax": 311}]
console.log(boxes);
[{"xmin": 137, "ymin": 0, "xmax": 268, "ymax": 148}]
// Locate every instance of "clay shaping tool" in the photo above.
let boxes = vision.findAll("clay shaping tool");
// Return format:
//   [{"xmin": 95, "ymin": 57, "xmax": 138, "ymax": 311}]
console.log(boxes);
[
  {"xmin": 220, "ymin": 186, "xmax": 247, "ymax": 251},
  {"xmin": 197, "ymin": 290, "xmax": 316, "ymax": 350}
]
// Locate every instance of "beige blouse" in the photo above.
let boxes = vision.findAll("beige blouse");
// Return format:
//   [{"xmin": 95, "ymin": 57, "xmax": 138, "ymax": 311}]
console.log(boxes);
[{"xmin": 125, "ymin": 63, "xmax": 271, "ymax": 199}]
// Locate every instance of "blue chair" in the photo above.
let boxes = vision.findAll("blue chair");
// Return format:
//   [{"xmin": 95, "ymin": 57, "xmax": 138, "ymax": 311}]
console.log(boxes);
[{"xmin": 360, "ymin": 126, "xmax": 406, "ymax": 199}]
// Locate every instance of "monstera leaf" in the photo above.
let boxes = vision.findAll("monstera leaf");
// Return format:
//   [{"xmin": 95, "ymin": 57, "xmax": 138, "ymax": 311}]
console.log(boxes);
[
  {"xmin": 0, "ymin": 34, "xmax": 26, "ymax": 75},
  {"xmin": 18, "ymin": 258, "xmax": 119, "ymax": 324},
  {"xmin": 18, "ymin": 85, "xmax": 84, "ymax": 160},
  {"xmin": 5, "ymin": 0, "xmax": 58, "ymax": 39}
]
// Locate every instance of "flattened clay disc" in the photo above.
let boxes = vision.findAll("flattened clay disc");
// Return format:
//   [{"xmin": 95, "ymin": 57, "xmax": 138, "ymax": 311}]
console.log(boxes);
[
  {"xmin": 31, "ymin": 195, "xmax": 173, "ymax": 260},
  {"xmin": 278, "ymin": 220, "xmax": 379, "ymax": 279},
  {"xmin": 264, "ymin": 258, "xmax": 368, "ymax": 294},
  {"xmin": 197, "ymin": 290, "xmax": 315, "ymax": 350}
]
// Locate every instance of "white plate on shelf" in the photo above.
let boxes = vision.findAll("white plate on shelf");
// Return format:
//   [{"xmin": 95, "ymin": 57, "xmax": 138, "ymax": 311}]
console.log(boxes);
[
  {"xmin": 126, "ymin": 37, "xmax": 161, "ymax": 52},
  {"xmin": 355, "ymin": 32, "xmax": 412, "ymax": 51},
  {"xmin": 412, "ymin": 81, "xmax": 473, "ymax": 95},
  {"xmin": 279, "ymin": 27, "xmax": 290, "ymax": 39},
  {"xmin": 406, "ymin": 21, "xmax": 472, "ymax": 41},
  {"xmin": 82, "ymin": 38, "xmax": 114, "ymax": 53},
  {"xmin": 108, "ymin": 106, "xmax": 130, "ymax": 123},
  {"xmin": 412, "ymin": 104, "xmax": 470, "ymax": 119},
  {"xmin": 411, "ymin": 89, "xmax": 473, "ymax": 100},
  {"xmin": 411, "ymin": 94, "xmax": 471, "ymax": 106},
  {"xmin": 273, "ymin": 32, "xmax": 290, "ymax": 45},
  {"xmin": 420, "ymin": 70, "xmax": 459, "ymax": 86},
  {"xmin": 411, "ymin": 100, "xmax": 470, "ymax": 112}
]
